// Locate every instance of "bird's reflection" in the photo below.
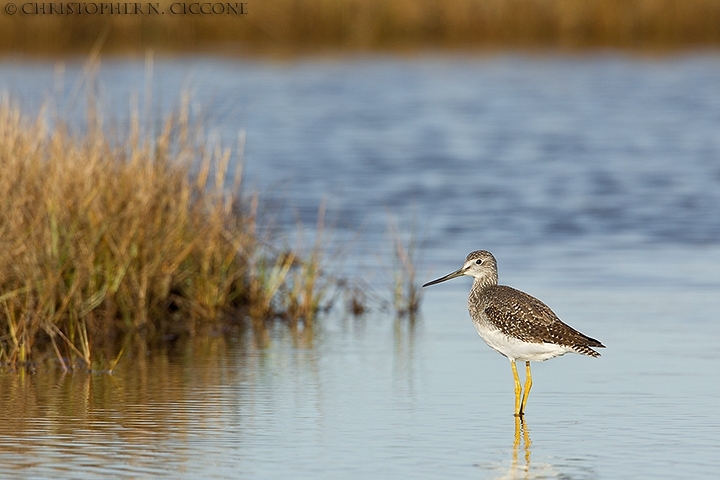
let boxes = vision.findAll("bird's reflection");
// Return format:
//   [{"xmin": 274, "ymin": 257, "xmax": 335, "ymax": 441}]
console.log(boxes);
[
  {"xmin": 486, "ymin": 416, "xmax": 594, "ymax": 479},
  {"xmin": 509, "ymin": 416, "xmax": 532, "ymax": 479}
]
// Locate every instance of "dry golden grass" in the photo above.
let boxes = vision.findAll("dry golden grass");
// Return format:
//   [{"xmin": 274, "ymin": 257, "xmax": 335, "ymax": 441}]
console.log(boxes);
[
  {"xmin": 0, "ymin": 95, "xmax": 329, "ymax": 370},
  {"xmin": 2, "ymin": 0, "xmax": 720, "ymax": 55}
]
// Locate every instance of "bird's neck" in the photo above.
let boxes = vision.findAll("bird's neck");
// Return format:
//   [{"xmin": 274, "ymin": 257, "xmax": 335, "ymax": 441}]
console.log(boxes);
[{"xmin": 471, "ymin": 275, "xmax": 497, "ymax": 296}]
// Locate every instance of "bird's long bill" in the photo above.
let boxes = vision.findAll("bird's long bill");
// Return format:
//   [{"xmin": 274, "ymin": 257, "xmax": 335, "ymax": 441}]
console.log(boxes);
[{"xmin": 422, "ymin": 268, "xmax": 464, "ymax": 287}]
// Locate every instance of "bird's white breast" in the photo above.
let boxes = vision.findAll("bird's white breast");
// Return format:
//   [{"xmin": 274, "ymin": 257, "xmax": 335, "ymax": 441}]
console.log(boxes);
[{"xmin": 472, "ymin": 320, "xmax": 575, "ymax": 362}]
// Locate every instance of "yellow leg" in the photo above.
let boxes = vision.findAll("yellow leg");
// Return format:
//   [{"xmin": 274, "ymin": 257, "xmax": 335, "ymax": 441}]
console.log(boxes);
[
  {"xmin": 520, "ymin": 361, "xmax": 533, "ymax": 416},
  {"xmin": 511, "ymin": 361, "xmax": 522, "ymax": 416}
]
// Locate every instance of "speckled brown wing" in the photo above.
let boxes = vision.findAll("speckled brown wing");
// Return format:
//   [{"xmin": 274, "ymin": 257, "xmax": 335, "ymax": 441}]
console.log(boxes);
[{"xmin": 480, "ymin": 286, "xmax": 605, "ymax": 357}]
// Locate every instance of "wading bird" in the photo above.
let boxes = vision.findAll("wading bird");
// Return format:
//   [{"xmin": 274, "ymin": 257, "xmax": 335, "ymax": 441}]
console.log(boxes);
[{"xmin": 423, "ymin": 250, "xmax": 604, "ymax": 416}]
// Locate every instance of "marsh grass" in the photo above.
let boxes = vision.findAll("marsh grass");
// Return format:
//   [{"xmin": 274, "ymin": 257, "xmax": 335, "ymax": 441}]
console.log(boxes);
[
  {"xmin": 388, "ymin": 219, "xmax": 423, "ymax": 319},
  {"xmin": 0, "ymin": 95, "xmax": 332, "ymax": 370},
  {"xmin": 280, "ymin": 203, "xmax": 331, "ymax": 326},
  {"xmin": 2, "ymin": 0, "xmax": 720, "ymax": 55}
]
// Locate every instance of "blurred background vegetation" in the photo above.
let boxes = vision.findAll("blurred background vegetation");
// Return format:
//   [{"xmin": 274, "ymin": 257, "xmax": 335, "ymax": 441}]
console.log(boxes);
[{"xmin": 2, "ymin": 0, "xmax": 720, "ymax": 55}]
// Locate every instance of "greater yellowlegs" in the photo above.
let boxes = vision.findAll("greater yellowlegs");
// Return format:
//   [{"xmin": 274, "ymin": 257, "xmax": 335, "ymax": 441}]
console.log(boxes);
[{"xmin": 423, "ymin": 250, "xmax": 604, "ymax": 416}]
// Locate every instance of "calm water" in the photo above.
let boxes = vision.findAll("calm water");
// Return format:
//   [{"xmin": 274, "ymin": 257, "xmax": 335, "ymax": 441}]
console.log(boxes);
[{"xmin": 2, "ymin": 54, "xmax": 720, "ymax": 478}]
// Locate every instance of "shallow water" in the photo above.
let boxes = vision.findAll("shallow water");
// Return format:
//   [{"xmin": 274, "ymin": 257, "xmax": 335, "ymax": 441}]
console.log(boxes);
[
  {"xmin": 2, "ymin": 54, "xmax": 720, "ymax": 478},
  {"xmin": 2, "ymin": 265, "xmax": 719, "ymax": 479}
]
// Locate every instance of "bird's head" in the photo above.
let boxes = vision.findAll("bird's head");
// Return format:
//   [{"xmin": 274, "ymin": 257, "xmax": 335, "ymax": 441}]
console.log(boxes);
[{"xmin": 422, "ymin": 250, "xmax": 498, "ymax": 288}]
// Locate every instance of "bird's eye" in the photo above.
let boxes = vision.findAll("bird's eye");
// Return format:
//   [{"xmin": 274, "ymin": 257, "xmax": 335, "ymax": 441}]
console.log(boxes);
[{"xmin": 475, "ymin": 259, "xmax": 483, "ymax": 265}]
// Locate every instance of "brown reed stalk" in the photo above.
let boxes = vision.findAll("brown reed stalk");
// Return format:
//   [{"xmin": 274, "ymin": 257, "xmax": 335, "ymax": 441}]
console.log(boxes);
[
  {"xmin": 282, "ymin": 202, "xmax": 332, "ymax": 326},
  {"xmin": 388, "ymin": 219, "xmax": 423, "ymax": 318}
]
